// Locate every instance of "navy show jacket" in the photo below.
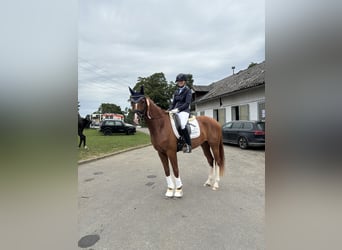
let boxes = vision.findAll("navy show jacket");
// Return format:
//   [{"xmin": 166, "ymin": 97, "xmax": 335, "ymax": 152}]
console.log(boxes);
[{"xmin": 168, "ymin": 86, "xmax": 192, "ymax": 113}]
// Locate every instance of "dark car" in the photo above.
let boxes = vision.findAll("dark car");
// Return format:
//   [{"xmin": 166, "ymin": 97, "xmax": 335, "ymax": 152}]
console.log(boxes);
[
  {"xmin": 99, "ymin": 119, "xmax": 136, "ymax": 135},
  {"xmin": 222, "ymin": 120, "xmax": 265, "ymax": 149}
]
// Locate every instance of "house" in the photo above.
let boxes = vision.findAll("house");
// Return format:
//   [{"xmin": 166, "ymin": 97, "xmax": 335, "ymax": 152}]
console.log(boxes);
[{"xmin": 193, "ymin": 61, "xmax": 265, "ymax": 125}]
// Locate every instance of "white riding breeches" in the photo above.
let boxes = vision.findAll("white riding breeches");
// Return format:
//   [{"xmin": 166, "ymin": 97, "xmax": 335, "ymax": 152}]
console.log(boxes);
[{"xmin": 177, "ymin": 111, "xmax": 189, "ymax": 129}]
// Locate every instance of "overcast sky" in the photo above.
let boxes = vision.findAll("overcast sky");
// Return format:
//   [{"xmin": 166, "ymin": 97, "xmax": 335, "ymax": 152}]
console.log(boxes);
[{"xmin": 78, "ymin": 0, "xmax": 265, "ymax": 117}]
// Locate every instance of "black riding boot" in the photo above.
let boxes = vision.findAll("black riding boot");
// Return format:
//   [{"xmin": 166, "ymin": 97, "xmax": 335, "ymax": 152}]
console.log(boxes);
[{"xmin": 181, "ymin": 128, "xmax": 192, "ymax": 153}]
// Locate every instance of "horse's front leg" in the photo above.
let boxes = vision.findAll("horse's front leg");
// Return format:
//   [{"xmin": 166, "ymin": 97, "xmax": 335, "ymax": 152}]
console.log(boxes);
[
  {"xmin": 158, "ymin": 151, "xmax": 174, "ymax": 197},
  {"xmin": 168, "ymin": 151, "xmax": 183, "ymax": 198}
]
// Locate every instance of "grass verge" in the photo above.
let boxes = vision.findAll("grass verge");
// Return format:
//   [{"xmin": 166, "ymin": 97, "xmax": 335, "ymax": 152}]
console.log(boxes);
[{"xmin": 78, "ymin": 128, "xmax": 151, "ymax": 162}]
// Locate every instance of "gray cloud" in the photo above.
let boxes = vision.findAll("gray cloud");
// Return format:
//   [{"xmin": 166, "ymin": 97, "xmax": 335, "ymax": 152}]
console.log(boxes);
[{"xmin": 78, "ymin": 0, "xmax": 265, "ymax": 116}]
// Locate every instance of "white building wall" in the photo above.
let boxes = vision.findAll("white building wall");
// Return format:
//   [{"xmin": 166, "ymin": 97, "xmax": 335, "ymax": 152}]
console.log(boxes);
[
  {"xmin": 205, "ymin": 109, "xmax": 214, "ymax": 118},
  {"xmin": 249, "ymin": 102, "xmax": 258, "ymax": 120},
  {"xmin": 225, "ymin": 108, "xmax": 232, "ymax": 123},
  {"xmin": 196, "ymin": 85, "xmax": 265, "ymax": 122}
]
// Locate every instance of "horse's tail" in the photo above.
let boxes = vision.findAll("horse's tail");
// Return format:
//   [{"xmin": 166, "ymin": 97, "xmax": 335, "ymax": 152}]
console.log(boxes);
[{"xmin": 218, "ymin": 135, "xmax": 225, "ymax": 176}]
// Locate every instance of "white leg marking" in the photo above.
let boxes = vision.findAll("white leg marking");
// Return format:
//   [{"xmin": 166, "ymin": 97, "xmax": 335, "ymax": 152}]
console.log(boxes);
[
  {"xmin": 165, "ymin": 176, "xmax": 175, "ymax": 197},
  {"xmin": 174, "ymin": 176, "xmax": 183, "ymax": 198},
  {"xmin": 212, "ymin": 163, "xmax": 220, "ymax": 191},
  {"xmin": 204, "ymin": 167, "xmax": 214, "ymax": 187}
]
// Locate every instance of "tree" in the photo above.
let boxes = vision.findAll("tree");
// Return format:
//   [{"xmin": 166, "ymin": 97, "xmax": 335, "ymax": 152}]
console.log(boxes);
[
  {"xmin": 248, "ymin": 62, "xmax": 257, "ymax": 68},
  {"xmin": 98, "ymin": 103, "xmax": 123, "ymax": 114},
  {"xmin": 133, "ymin": 72, "xmax": 174, "ymax": 110},
  {"xmin": 133, "ymin": 72, "xmax": 195, "ymax": 109},
  {"xmin": 129, "ymin": 72, "xmax": 195, "ymax": 126}
]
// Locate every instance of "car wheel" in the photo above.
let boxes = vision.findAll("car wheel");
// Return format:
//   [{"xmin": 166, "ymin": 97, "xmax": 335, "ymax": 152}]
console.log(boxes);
[
  {"xmin": 103, "ymin": 129, "xmax": 112, "ymax": 136},
  {"xmin": 238, "ymin": 137, "xmax": 248, "ymax": 149}
]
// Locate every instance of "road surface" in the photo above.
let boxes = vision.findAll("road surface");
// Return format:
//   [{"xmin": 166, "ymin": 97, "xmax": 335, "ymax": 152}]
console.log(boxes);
[{"xmin": 78, "ymin": 144, "xmax": 264, "ymax": 249}]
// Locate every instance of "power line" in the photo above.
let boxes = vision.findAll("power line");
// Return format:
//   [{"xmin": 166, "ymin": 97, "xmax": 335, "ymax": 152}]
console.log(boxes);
[{"xmin": 78, "ymin": 57, "xmax": 134, "ymax": 85}]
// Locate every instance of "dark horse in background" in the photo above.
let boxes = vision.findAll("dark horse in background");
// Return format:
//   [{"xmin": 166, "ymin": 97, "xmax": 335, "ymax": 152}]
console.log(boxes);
[
  {"xmin": 129, "ymin": 86, "xmax": 225, "ymax": 198},
  {"xmin": 78, "ymin": 114, "xmax": 91, "ymax": 149}
]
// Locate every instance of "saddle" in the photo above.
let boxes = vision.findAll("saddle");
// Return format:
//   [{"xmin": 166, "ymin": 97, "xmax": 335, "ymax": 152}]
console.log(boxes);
[{"xmin": 169, "ymin": 113, "xmax": 201, "ymax": 152}]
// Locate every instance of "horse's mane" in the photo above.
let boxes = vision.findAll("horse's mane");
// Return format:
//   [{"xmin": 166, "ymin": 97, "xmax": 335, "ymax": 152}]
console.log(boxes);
[{"xmin": 144, "ymin": 97, "xmax": 168, "ymax": 119}]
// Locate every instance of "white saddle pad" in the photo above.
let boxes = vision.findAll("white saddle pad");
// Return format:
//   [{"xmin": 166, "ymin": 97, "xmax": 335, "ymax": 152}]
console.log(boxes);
[{"xmin": 169, "ymin": 113, "xmax": 200, "ymax": 139}]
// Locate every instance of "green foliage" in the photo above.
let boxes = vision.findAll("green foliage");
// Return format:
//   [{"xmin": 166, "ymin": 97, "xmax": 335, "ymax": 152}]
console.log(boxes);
[
  {"xmin": 127, "ymin": 72, "xmax": 195, "ymax": 126},
  {"xmin": 78, "ymin": 129, "xmax": 151, "ymax": 161},
  {"xmin": 133, "ymin": 72, "xmax": 174, "ymax": 110},
  {"xmin": 98, "ymin": 103, "xmax": 123, "ymax": 114},
  {"xmin": 248, "ymin": 62, "xmax": 257, "ymax": 68}
]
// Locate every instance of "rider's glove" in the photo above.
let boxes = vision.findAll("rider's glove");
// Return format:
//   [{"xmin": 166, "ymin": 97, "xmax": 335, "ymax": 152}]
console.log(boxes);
[{"xmin": 169, "ymin": 108, "xmax": 179, "ymax": 114}]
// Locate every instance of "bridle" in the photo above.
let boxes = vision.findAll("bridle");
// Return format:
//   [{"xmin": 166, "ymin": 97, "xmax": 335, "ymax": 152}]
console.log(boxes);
[{"xmin": 130, "ymin": 95, "xmax": 151, "ymax": 120}]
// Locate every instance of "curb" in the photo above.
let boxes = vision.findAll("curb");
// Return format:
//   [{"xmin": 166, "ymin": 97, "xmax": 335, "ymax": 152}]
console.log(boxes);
[{"xmin": 78, "ymin": 143, "xmax": 152, "ymax": 166}]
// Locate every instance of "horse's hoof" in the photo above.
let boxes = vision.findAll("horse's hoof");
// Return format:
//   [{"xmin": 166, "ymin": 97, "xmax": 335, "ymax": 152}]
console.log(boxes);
[
  {"xmin": 174, "ymin": 187, "xmax": 183, "ymax": 198},
  {"xmin": 204, "ymin": 181, "xmax": 212, "ymax": 187},
  {"xmin": 165, "ymin": 188, "xmax": 174, "ymax": 197},
  {"xmin": 212, "ymin": 183, "xmax": 219, "ymax": 191}
]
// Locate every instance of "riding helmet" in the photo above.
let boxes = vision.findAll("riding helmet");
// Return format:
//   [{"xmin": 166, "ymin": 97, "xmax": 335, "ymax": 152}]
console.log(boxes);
[{"xmin": 175, "ymin": 73, "xmax": 187, "ymax": 82}]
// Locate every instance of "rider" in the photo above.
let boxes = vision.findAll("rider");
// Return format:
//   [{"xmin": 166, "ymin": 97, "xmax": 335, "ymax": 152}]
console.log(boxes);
[{"xmin": 168, "ymin": 73, "xmax": 192, "ymax": 153}]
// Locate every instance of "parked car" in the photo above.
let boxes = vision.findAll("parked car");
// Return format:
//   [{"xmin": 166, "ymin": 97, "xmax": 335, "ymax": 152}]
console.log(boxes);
[
  {"xmin": 99, "ymin": 119, "xmax": 136, "ymax": 135},
  {"xmin": 222, "ymin": 120, "xmax": 265, "ymax": 149}
]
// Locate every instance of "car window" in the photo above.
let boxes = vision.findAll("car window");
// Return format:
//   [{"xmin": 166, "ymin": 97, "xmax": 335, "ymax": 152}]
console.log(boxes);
[
  {"xmin": 222, "ymin": 122, "xmax": 233, "ymax": 129},
  {"xmin": 231, "ymin": 122, "xmax": 242, "ymax": 129},
  {"xmin": 115, "ymin": 121, "xmax": 122, "ymax": 126},
  {"xmin": 243, "ymin": 122, "xmax": 253, "ymax": 130},
  {"xmin": 256, "ymin": 122, "xmax": 265, "ymax": 130},
  {"xmin": 107, "ymin": 121, "xmax": 115, "ymax": 126}
]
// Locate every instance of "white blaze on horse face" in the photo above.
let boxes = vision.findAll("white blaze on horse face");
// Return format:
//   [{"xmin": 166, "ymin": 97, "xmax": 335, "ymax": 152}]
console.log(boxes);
[{"xmin": 133, "ymin": 113, "xmax": 139, "ymax": 125}]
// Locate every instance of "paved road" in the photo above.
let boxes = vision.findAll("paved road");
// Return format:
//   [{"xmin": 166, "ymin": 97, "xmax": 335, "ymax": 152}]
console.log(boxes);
[{"xmin": 78, "ymin": 144, "xmax": 264, "ymax": 250}]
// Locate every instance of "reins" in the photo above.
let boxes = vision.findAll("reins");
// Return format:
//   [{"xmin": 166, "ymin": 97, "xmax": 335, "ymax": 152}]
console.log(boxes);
[{"xmin": 131, "ymin": 96, "xmax": 166, "ymax": 121}]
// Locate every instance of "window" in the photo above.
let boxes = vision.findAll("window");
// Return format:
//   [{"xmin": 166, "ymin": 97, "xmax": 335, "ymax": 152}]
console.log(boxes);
[
  {"xmin": 222, "ymin": 122, "xmax": 233, "ymax": 129},
  {"xmin": 214, "ymin": 108, "xmax": 226, "ymax": 125},
  {"xmin": 258, "ymin": 102, "xmax": 265, "ymax": 121},
  {"xmin": 232, "ymin": 122, "xmax": 242, "ymax": 129},
  {"xmin": 239, "ymin": 105, "xmax": 249, "ymax": 120},
  {"xmin": 256, "ymin": 122, "xmax": 265, "ymax": 130},
  {"xmin": 107, "ymin": 121, "xmax": 115, "ymax": 126},
  {"xmin": 243, "ymin": 122, "xmax": 253, "ymax": 129},
  {"xmin": 231, "ymin": 104, "xmax": 249, "ymax": 120},
  {"xmin": 115, "ymin": 121, "xmax": 122, "ymax": 126}
]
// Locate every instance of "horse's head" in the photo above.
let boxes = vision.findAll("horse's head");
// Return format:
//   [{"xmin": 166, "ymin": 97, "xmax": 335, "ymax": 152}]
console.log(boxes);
[{"xmin": 129, "ymin": 85, "xmax": 150, "ymax": 124}]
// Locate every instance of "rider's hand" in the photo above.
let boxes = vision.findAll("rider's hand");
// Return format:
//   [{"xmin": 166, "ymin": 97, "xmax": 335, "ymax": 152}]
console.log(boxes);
[{"xmin": 169, "ymin": 108, "xmax": 179, "ymax": 114}]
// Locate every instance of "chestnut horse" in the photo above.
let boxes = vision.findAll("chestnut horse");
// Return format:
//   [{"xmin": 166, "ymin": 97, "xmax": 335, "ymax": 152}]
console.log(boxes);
[{"xmin": 129, "ymin": 86, "xmax": 225, "ymax": 198}]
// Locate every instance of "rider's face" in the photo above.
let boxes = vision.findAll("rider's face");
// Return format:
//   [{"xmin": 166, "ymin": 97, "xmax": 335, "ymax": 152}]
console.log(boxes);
[{"xmin": 177, "ymin": 80, "xmax": 185, "ymax": 87}]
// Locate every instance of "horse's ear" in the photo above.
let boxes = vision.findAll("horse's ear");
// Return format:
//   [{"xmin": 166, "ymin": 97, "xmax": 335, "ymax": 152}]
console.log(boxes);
[
  {"xmin": 129, "ymin": 87, "xmax": 135, "ymax": 95},
  {"xmin": 140, "ymin": 85, "xmax": 144, "ymax": 95}
]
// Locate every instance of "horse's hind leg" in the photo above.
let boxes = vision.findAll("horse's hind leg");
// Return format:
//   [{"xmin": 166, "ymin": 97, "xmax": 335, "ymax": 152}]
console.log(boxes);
[
  {"xmin": 211, "ymin": 146, "xmax": 222, "ymax": 191},
  {"xmin": 83, "ymin": 135, "xmax": 88, "ymax": 149},
  {"xmin": 201, "ymin": 142, "xmax": 215, "ymax": 187},
  {"xmin": 79, "ymin": 134, "xmax": 87, "ymax": 149}
]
